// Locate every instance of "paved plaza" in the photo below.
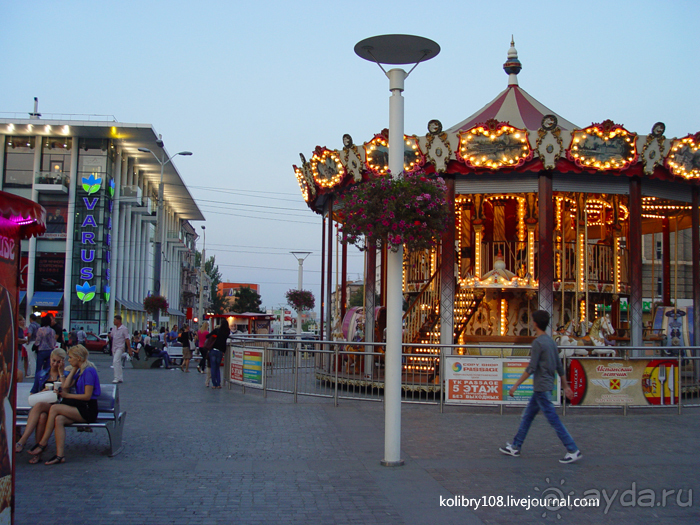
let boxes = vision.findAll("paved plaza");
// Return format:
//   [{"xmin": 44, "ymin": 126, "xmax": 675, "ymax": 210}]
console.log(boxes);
[{"xmin": 14, "ymin": 353, "xmax": 700, "ymax": 525}]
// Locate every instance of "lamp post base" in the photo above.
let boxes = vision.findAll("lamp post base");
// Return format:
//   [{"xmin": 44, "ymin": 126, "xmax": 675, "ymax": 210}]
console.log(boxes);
[{"xmin": 380, "ymin": 459, "xmax": 405, "ymax": 467}]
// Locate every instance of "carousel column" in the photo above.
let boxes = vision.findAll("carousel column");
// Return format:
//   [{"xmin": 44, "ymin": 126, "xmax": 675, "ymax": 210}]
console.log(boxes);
[
  {"xmin": 538, "ymin": 171, "xmax": 554, "ymax": 334},
  {"xmin": 440, "ymin": 177, "xmax": 456, "ymax": 348},
  {"xmin": 341, "ymin": 232, "xmax": 348, "ymax": 323},
  {"xmin": 662, "ymin": 217, "xmax": 671, "ymax": 305},
  {"xmin": 628, "ymin": 177, "xmax": 643, "ymax": 349},
  {"xmin": 319, "ymin": 214, "xmax": 326, "ymax": 342},
  {"xmin": 325, "ymin": 199, "xmax": 333, "ymax": 340},
  {"xmin": 692, "ymin": 186, "xmax": 700, "ymax": 347},
  {"xmin": 364, "ymin": 246, "xmax": 376, "ymax": 379}
]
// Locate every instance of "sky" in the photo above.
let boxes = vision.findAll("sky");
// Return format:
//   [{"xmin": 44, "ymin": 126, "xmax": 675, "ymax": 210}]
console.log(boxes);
[{"xmin": 2, "ymin": 0, "xmax": 699, "ymax": 312}]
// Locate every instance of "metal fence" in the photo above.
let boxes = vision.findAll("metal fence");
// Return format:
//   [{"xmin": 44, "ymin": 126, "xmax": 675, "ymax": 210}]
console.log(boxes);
[{"xmin": 224, "ymin": 335, "xmax": 700, "ymax": 414}]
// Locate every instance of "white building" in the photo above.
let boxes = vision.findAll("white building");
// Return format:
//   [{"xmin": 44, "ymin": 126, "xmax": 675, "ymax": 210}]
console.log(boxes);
[{"xmin": 0, "ymin": 110, "xmax": 204, "ymax": 334}]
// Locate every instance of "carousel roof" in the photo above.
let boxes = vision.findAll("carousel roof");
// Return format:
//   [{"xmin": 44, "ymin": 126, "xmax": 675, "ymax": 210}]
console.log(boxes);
[{"xmin": 447, "ymin": 40, "xmax": 578, "ymax": 132}]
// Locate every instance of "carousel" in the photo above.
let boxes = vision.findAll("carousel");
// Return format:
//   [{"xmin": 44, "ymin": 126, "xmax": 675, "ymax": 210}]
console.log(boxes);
[{"xmin": 293, "ymin": 41, "xmax": 700, "ymax": 392}]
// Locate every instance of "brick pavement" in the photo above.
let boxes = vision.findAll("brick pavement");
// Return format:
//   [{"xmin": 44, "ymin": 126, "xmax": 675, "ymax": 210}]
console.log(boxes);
[{"xmin": 13, "ymin": 353, "xmax": 700, "ymax": 524}]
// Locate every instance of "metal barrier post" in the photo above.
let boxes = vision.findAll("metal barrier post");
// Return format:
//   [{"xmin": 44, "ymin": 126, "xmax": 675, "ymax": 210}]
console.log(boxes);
[
  {"xmin": 439, "ymin": 345, "xmax": 444, "ymax": 413},
  {"xmin": 293, "ymin": 343, "xmax": 299, "ymax": 403},
  {"xmin": 678, "ymin": 352, "xmax": 682, "ymax": 415},
  {"xmin": 334, "ymin": 345, "xmax": 339, "ymax": 407},
  {"xmin": 563, "ymin": 354, "xmax": 567, "ymax": 417}
]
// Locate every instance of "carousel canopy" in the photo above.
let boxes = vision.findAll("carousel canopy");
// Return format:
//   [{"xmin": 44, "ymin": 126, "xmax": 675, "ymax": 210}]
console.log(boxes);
[{"xmin": 448, "ymin": 40, "xmax": 577, "ymax": 132}]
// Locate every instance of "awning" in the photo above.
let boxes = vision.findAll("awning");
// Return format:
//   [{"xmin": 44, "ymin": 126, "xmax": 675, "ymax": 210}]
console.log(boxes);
[
  {"xmin": 29, "ymin": 291, "xmax": 64, "ymax": 308},
  {"xmin": 167, "ymin": 308, "xmax": 185, "ymax": 317},
  {"xmin": 19, "ymin": 291, "xmax": 26, "ymax": 304},
  {"xmin": 116, "ymin": 297, "xmax": 145, "ymax": 312}
]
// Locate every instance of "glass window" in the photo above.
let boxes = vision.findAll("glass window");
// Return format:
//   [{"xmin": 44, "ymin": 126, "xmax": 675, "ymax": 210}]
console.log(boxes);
[
  {"xmin": 4, "ymin": 136, "xmax": 36, "ymax": 187},
  {"xmin": 656, "ymin": 277, "xmax": 662, "ymax": 296},
  {"xmin": 655, "ymin": 240, "xmax": 662, "ymax": 260}
]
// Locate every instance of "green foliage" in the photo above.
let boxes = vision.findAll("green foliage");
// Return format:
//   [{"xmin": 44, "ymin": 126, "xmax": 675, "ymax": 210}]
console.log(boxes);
[{"xmin": 231, "ymin": 286, "xmax": 264, "ymax": 313}]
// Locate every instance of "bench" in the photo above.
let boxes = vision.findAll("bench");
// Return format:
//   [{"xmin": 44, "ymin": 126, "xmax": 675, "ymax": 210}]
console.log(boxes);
[
  {"xmin": 162, "ymin": 343, "xmax": 202, "ymax": 367},
  {"xmin": 15, "ymin": 382, "xmax": 127, "ymax": 457}
]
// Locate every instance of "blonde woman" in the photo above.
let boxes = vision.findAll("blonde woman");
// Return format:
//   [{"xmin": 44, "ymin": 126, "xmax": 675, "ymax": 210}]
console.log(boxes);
[
  {"xmin": 17, "ymin": 348, "xmax": 68, "ymax": 463},
  {"xmin": 28, "ymin": 345, "xmax": 101, "ymax": 465}
]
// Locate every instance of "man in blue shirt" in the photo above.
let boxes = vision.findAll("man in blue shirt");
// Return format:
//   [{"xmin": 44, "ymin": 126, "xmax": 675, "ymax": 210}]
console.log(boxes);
[{"xmin": 499, "ymin": 310, "xmax": 582, "ymax": 464}]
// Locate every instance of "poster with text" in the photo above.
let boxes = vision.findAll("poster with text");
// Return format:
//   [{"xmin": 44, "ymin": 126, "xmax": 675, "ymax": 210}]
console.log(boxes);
[{"xmin": 229, "ymin": 346, "xmax": 264, "ymax": 389}]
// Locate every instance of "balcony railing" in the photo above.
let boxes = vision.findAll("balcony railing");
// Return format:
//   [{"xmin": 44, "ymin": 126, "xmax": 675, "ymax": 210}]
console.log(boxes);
[{"xmin": 35, "ymin": 171, "xmax": 69, "ymax": 192}]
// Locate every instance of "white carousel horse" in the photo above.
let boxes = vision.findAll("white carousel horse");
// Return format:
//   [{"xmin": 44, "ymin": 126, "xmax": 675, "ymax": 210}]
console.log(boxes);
[
  {"xmin": 554, "ymin": 320, "xmax": 589, "ymax": 358},
  {"xmin": 555, "ymin": 315, "xmax": 616, "ymax": 357}
]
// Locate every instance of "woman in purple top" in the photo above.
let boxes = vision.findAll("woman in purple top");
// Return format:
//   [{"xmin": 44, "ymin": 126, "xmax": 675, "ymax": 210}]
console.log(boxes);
[{"xmin": 28, "ymin": 345, "xmax": 101, "ymax": 465}]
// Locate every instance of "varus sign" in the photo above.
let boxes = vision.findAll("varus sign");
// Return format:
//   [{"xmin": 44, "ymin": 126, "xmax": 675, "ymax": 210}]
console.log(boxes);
[{"xmin": 75, "ymin": 174, "xmax": 102, "ymax": 303}]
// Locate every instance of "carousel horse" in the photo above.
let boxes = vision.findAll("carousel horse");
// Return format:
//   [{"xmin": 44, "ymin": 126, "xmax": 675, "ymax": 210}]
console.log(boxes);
[
  {"xmin": 554, "ymin": 320, "xmax": 589, "ymax": 358},
  {"xmin": 555, "ymin": 315, "xmax": 616, "ymax": 357}
]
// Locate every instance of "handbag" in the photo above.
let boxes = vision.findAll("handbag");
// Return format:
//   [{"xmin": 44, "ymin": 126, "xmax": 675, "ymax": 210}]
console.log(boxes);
[
  {"xmin": 203, "ymin": 333, "xmax": 216, "ymax": 351},
  {"xmin": 28, "ymin": 390, "xmax": 58, "ymax": 406}
]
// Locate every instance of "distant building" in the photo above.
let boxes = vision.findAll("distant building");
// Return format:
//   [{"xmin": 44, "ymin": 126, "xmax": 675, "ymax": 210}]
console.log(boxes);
[
  {"xmin": 1, "ymin": 110, "xmax": 204, "ymax": 333},
  {"xmin": 218, "ymin": 282, "xmax": 261, "ymax": 310}
]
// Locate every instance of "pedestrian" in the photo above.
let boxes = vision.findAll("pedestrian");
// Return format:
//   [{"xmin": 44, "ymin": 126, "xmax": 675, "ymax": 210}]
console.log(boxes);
[
  {"xmin": 17, "ymin": 315, "xmax": 28, "ymax": 377},
  {"xmin": 31, "ymin": 315, "xmax": 56, "ymax": 393},
  {"xmin": 178, "ymin": 325, "xmax": 193, "ymax": 372},
  {"xmin": 25, "ymin": 313, "xmax": 40, "ymax": 378},
  {"xmin": 499, "ymin": 309, "xmax": 582, "ymax": 464},
  {"xmin": 197, "ymin": 321, "xmax": 209, "ymax": 377},
  {"xmin": 109, "ymin": 315, "xmax": 130, "ymax": 384},
  {"xmin": 76, "ymin": 326, "xmax": 87, "ymax": 345},
  {"xmin": 209, "ymin": 320, "xmax": 230, "ymax": 389}
]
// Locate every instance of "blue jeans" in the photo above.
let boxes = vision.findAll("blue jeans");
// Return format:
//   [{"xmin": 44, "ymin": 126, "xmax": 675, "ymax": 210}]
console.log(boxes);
[
  {"xmin": 157, "ymin": 350, "xmax": 171, "ymax": 368},
  {"xmin": 512, "ymin": 391, "xmax": 577, "ymax": 452},
  {"xmin": 32, "ymin": 350, "xmax": 52, "ymax": 393},
  {"xmin": 209, "ymin": 349, "xmax": 222, "ymax": 387}
]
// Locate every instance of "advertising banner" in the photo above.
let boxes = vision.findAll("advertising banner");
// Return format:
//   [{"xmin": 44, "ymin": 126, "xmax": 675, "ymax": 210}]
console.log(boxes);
[
  {"xmin": 569, "ymin": 358, "xmax": 680, "ymax": 406},
  {"xmin": 444, "ymin": 356, "xmax": 560, "ymax": 405},
  {"xmin": 229, "ymin": 345, "xmax": 264, "ymax": 389}
]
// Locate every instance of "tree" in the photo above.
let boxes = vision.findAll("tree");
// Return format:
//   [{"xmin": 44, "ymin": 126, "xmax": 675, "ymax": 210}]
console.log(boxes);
[
  {"xmin": 231, "ymin": 286, "xmax": 263, "ymax": 313},
  {"xmin": 196, "ymin": 251, "xmax": 226, "ymax": 315},
  {"xmin": 348, "ymin": 285, "xmax": 380, "ymax": 308}
]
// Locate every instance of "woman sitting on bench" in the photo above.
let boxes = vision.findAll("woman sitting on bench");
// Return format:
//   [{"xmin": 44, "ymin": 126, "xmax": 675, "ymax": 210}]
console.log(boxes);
[
  {"xmin": 28, "ymin": 345, "xmax": 101, "ymax": 465},
  {"xmin": 16, "ymin": 348, "xmax": 69, "ymax": 459}
]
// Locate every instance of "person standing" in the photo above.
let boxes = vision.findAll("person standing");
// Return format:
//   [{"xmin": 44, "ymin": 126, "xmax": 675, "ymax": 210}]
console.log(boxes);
[
  {"xmin": 31, "ymin": 316, "xmax": 56, "ymax": 393},
  {"xmin": 209, "ymin": 320, "xmax": 230, "ymax": 389},
  {"xmin": 499, "ymin": 309, "xmax": 582, "ymax": 464},
  {"xmin": 76, "ymin": 326, "xmax": 87, "ymax": 345},
  {"xmin": 178, "ymin": 325, "xmax": 193, "ymax": 372},
  {"xmin": 109, "ymin": 315, "xmax": 130, "ymax": 384},
  {"xmin": 25, "ymin": 313, "xmax": 40, "ymax": 378},
  {"xmin": 197, "ymin": 321, "xmax": 209, "ymax": 376}
]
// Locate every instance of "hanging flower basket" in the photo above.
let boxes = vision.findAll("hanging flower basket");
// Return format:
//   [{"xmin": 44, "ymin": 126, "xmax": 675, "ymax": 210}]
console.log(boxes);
[
  {"xmin": 338, "ymin": 171, "xmax": 450, "ymax": 251},
  {"xmin": 143, "ymin": 295, "xmax": 169, "ymax": 315},
  {"xmin": 286, "ymin": 289, "xmax": 315, "ymax": 311}
]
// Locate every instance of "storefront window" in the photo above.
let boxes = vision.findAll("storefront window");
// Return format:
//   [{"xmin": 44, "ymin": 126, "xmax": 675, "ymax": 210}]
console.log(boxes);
[{"xmin": 3, "ymin": 136, "xmax": 36, "ymax": 187}]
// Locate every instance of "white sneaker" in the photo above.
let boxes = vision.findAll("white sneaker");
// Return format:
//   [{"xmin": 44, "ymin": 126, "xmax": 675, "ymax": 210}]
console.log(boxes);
[
  {"xmin": 112, "ymin": 379, "xmax": 123, "ymax": 384},
  {"xmin": 559, "ymin": 450, "xmax": 582, "ymax": 464},
  {"xmin": 499, "ymin": 443, "xmax": 520, "ymax": 457}
]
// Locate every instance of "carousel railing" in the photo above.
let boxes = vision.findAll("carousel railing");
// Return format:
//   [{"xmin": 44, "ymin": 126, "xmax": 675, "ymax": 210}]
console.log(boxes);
[
  {"xmin": 226, "ymin": 336, "xmax": 700, "ymax": 411},
  {"xmin": 558, "ymin": 242, "xmax": 629, "ymax": 287}
]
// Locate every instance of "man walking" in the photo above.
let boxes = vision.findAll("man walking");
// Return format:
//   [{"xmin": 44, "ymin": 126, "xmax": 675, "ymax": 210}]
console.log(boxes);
[
  {"xmin": 77, "ymin": 326, "xmax": 87, "ymax": 345},
  {"xmin": 109, "ymin": 315, "xmax": 131, "ymax": 384},
  {"xmin": 25, "ymin": 313, "xmax": 40, "ymax": 378},
  {"xmin": 499, "ymin": 309, "xmax": 582, "ymax": 464}
]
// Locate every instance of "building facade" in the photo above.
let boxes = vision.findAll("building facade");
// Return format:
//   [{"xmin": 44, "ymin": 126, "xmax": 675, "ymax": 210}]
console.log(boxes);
[{"xmin": 0, "ymin": 113, "xmax": 204, "ymax": 334}]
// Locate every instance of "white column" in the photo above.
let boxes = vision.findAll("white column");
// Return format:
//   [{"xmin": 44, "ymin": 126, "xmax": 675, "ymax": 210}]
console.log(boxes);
[
  {"xmin": 107, "ymin": 150, "xmax": 123, "ymax": 327},
  {"xmin": 115, "ymin": 164, "xmax": 128, "ymax": 307},
  {"xmin": 383, "ymin": 68, "xmax": 406, "ymax": 467},
  {"xmin": 0, "ymin": 134, "xmax": 5, "ymax": 192},
  {"xmin": 25, "ymin": 136, "xmax": 42, "ymax": 320},
  {"xmin": 62, "ymin": 137, "xmax": 79, "ymax": 326}
]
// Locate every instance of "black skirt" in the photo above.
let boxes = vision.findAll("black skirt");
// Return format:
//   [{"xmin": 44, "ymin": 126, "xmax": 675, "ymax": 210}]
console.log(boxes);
[{"xmin": 61, "ymin": 398, "xmax": 99, "ymax": 423}]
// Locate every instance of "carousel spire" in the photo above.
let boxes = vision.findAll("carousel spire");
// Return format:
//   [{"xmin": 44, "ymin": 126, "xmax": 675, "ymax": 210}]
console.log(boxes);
[{"xmin": 503, "ymin": 36, "xmax": 522, "ymax": 86}]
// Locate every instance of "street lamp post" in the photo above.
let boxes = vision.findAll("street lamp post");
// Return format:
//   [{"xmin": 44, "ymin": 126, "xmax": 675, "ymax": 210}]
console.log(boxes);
[
  {"xmin": 138, "ymin": 144, "xmax": 192, "ymax": 326},
  {"xmin": 198, "ymin": 225, "xmax": 206, "ymax": 329},
  {"xmin": 355, "ymin": 34, "xmax": 439, "ymax": 467},
  {"xmin": 290, "ymin": 251, "xmax": 311, "ymax": 404}
]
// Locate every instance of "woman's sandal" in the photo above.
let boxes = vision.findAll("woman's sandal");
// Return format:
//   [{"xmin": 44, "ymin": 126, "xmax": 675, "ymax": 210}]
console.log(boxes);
[
  {"xmin": 29, "ymin": 454, "xmax": 43, "ymax": 465},
  {"xmin": 44, "ymin": 455, "xmax": 65, "ymax": 465},
  {"xmin": 14, "ymin": 442, "xmax": 24, "ymax": 453},
  {"xmin": 27, "ymin": 443, "xmax": 46, "ymax": 456}
]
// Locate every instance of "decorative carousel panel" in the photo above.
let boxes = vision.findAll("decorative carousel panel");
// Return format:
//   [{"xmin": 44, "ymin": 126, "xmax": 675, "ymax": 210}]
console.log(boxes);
[
  {"xmin": 363, "ymin": 133, "xmax": 424, "ymax": 175},
  {"xmin": 311, "ymin": 147, "xmax": 345, "ymax": 188},
  {"xmin": 665, "ymin": 133, "xmax": 700, "ymax": 179},
  {"xmin": 568, "ymin": 120, "xmax": 637, "ymax": 171},
  {"xmin": 364, "ymin": 134, "xmax": 390, "ymax": 175},
  {"xmin": 403, "ymin": 135, "xmax": 425, "ymax": 173},
  {"xmin": 293, "ymin": 165, "xmax": 312, "ymax": 202},
  {"xmin": 457, "ymin": 120, "xmax": 532, "ymax": 170}
]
